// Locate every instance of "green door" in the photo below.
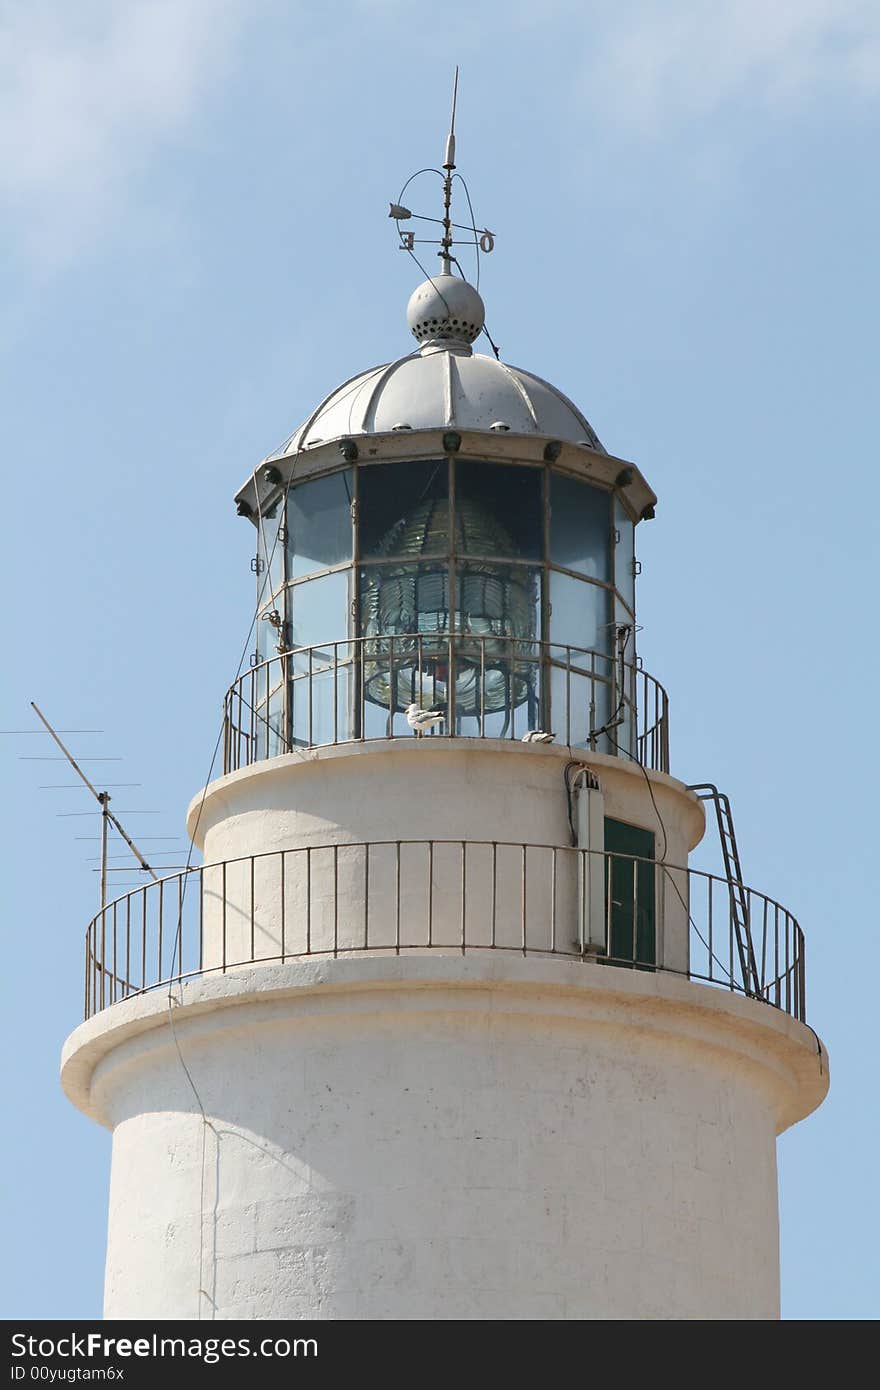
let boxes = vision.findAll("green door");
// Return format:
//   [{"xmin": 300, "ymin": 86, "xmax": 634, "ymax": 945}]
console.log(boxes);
[{"xmin": 604, "ymin": 818, "xmax": 656, "ymax": 967}]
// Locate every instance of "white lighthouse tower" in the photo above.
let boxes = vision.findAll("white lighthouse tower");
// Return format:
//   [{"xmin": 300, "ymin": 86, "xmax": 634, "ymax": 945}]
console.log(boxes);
[{"xmin": 61, "ymin": 126, "xmax": 828, "ymax": 1321}]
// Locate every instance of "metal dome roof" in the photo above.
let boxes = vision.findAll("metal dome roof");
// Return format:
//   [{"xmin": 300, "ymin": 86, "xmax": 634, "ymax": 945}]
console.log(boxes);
[{"xmin": 267, "ymin": 346, "xmax": 606, "ymax": 460}]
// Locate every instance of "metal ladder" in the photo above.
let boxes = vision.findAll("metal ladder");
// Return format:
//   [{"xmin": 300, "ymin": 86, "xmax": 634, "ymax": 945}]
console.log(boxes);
[{"xmin": 687, "ymin": 784, "xmax": 761, "ymax": 997}]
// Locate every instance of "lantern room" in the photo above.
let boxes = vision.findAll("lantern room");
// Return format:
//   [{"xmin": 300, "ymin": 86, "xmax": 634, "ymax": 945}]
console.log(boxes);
[{"xmin": 229, "ymin": 272, "xmax": 661, "ymax": 772}]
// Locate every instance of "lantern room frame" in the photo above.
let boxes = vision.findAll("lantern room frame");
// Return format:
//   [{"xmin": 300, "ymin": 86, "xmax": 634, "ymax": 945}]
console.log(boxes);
[{"xmin": 230, "ymin": 430, "xmax": 664, "ymax": 767}]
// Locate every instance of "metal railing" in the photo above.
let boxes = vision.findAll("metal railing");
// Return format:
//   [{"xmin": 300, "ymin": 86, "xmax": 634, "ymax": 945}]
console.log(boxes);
[
  {"xmin": 223, "ymin": 635, "xmax": 670, "ymax": 774},
  {"xmin": 83, "ymin": 841, "xmax": 805, "ymax": 1023}
]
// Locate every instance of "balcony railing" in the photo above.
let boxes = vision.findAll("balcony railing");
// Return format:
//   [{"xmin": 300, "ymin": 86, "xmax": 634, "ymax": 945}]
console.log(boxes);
[
  {"xmin": 83, "ymin": 841, "xmax": 806, "ymax": 1023},
  {"xmin": 222, "ymin": 635, "xmax": 670, "ymax": 774}
]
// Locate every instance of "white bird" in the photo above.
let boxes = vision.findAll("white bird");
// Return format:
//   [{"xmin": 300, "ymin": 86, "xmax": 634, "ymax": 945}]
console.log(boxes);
[
  {"xmin": 405, "ymin": 702, "xmax": 445, "ymax": 736},
  {"xmin": 521, "ymin": 730, "xmax": 556, "ymax": 744}
]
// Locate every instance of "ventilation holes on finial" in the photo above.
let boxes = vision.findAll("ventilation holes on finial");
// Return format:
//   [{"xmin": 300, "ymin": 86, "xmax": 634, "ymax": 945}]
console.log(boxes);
[{"xmin": 412, "ymin": 313, "xmax": 480, "ymax": 345}]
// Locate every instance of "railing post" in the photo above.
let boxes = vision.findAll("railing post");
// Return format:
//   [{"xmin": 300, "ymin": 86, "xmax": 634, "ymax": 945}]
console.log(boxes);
[
  {"xmin": 250, "ymin": 855, "xmax": 255, "ymax": 963},
  {"xmin": 99, "ymin": 909, "xmax": 106, "ymax": 1012},
  {"xmin": 249, "ymin": 667, "xmax": 256, "ymax": 766},
  {"xmin": 490, "ymin": 843, "xmax": 497, "ymax": 949},
  {"xmin": 333, "ymin": 844, "xmax": 339, "ymax": 957},
  {"xmin": 124, "ymin": 896, "xmax": 131, "ymax": 999},
  {"xmin": 221, "ymin": 862, "xmax": 227, "ymax": 974},
  {"xmin": 356, "ymin": 636, "xmax": 366, "ymax": 742},
  {"xmin": 176, "ymin": 874, "xmax": 184, "ymax": 987},
  {"xmin": 306, "ymin": 847, "xmax": 312, "ymax": 956},
  {"xmin": 550, "ymin": 847, "xmax": 557, "ymax": 954},
  {"xmin": 707, "ymin": 878, "xmax": 714, "ymax": 982},
  {"xmin": 157, "ymin": 881, "xmax": 164, "ymax": 987},
  {"xmin": 112, "ymin": 901, "xmax": 118, "ymax": 1005},
  {"xmin": 427, "ymin": 841, "xmax": 434, "ymax": 947},
  {"xmin": 387, "ymin": 635, "xmax": 395, "ymax": 738},
  {"xmin": 364, "ymin": 843, "xmax": 370, "ymax": 950},
  {"xmin": 308, "ymin": 648, "xmax": 314, "ymax": 749},
  {"xmin": 333, "ymin": 642, "xmax": 339, "ymax": 746},
  {"xmin": 283, "ymin": 649, "xmax": 293, "ymax": 755},
  {"xmin": 521, "ymin": 844, "xmax": 527, "ymax": 955},
  {"xmin": 395, "ymin": 842, "xmax": 401, "ymax": 955},
  {"xmin": 280, "ymin": 850, "xmax": 286, "ymax": 964},
  {"xmin": 460, "ymin": 841, "xmax": 466, "ymax": 954}
]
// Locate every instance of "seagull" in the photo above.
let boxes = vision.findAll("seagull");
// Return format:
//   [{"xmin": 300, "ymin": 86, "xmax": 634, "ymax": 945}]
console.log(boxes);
[
  {"xmin": 405, "ymin": 702, "xmax": 445, "ymax": 737},
  {"xmin": 521, "ymin": 730, "xmax": 556, "ymax": 744}
]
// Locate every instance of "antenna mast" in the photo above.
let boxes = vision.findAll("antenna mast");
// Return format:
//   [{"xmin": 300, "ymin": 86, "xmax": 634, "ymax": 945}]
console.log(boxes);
[
  {"xmin": 440, "ymin": 65, "xmax": 459, "ymax": 274},
  {"xmin": 30, "ymin": 702, "xmax": 159, "ymax": 906},
  {"xmin": 388, "ymin": 66, "xmax": 496, "ymax": 289}
]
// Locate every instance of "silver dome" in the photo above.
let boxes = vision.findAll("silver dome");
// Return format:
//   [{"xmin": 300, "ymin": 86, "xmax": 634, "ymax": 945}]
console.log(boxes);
[{"xmin": 268, "ymin": 349, "xmax": 606, "ymax": 459}]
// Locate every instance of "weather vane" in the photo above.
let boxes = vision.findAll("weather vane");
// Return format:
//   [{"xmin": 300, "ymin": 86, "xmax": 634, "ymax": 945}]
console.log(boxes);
[{"xmin": 388, "ymin": 67, "xmax": 495, "ymax": 285}]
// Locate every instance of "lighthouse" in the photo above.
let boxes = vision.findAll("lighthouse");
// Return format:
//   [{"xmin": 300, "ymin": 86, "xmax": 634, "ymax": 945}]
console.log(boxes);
[{"xmin": 60, "ymin": 123, "xmax": 828, "ymax": 1321}]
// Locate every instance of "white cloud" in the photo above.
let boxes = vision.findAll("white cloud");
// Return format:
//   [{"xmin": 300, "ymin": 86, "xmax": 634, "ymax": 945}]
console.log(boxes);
[
  {"xmin": 0, "ymin": 0, "xmax": 249, "ymax": 262},
  {"xmin": 2, "ymin": 0, "xmax": 878, "ymax": 265},
  {"xmin": 581, "ymin": 0, "xmax": 880, "ymax": 132}
]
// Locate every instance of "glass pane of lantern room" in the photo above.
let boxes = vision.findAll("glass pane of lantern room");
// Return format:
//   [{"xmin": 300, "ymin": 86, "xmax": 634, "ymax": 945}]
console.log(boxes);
[
  {"xmin": 550, "ymin": 473, "xmax": 611, "ymax": 581},
  {"xmin": 358, "ymin": 460, "xmax": 449, "ymax": 559},
  {"xmin": 286, "ymin": 469, "xmax": 353, "ymax": 579},
  {"xmin": 614, "ymin": 497, "xmax": 635, "ymax": 613},
  {"xmin": 258, "ymin": 495, "xmax": 285, "ymax": 598},
  {"xmin": 289, "ymin": 570, "xmax": 351, "ymax": 670},
  {"xmin": 454, "ymin": 461, "xmax": 542, "ymax": 560},
  {"xmin": 253, "ymin": 685, "xmax": 286, "ymax": 763},
  {"xmin": 256, "ymin": 602, "xmax": 282, "ymax": 667},
  {"xmin": 614, "ymin": 594, "xmax": 637, "ymax": 759},
  {"xmin": 359, "ymin": 563, "xmax": 451, "ymax": 639},
  {"xmin": 358, "ymin": 563, "xmax": 453, "ymax": 739},
  {"xmin": 549, "ymin": 572, "xmax": 611, "ymax": 656},
  {"xmin": 455, "ymin": 562, "xmax": 541, "ymax": 648},
  {"xmin": 453, "ymin": 562, "xmax": 541, "ymax": 738},
  {"xmin": 290, "ymin": 666, "xmax": 352, "ymax": 748}
]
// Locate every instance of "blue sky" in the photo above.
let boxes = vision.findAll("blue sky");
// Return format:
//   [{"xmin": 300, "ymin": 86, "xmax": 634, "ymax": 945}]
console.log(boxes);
[{"xmin": 1, "ymin": 0, "xmax": 877, "ymax": 1320}]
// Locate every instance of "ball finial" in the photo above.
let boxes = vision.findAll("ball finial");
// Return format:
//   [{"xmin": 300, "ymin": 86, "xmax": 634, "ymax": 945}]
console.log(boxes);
[{"xmin": 406, "ymin": 274, "xmax": 485, "ymax": 351}]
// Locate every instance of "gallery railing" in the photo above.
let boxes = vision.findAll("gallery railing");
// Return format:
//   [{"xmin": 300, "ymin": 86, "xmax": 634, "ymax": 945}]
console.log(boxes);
[
  {"xmin": 83, "ymin": 841, "xmax": 805, "ymax": 1023},
  {"xmin": 222, "ymin": 635, "xmax": 670, "ymax": 773}
]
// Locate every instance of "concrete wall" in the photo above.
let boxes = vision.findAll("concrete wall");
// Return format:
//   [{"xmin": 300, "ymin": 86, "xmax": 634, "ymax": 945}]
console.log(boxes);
[
  {"xmin": 190, "ymin": 741, "xmax": 704, "ymax": 864},
  {"xmin": 62, "ymin": 958, "xmax": 829, "ymax": 1322}
]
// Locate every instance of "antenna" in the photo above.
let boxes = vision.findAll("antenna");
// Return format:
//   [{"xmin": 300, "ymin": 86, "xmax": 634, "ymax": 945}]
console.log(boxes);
[
  {"xmin": 30, "ymin": 702, "xmax": 160, "ymax": 906},
  {"xmin": 440, "ymin": 65, "xmax": 459, "ymax": 274},
  {"xmin": 388, "ymin": 67, "xmax": 496, "ymax": 282}
]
